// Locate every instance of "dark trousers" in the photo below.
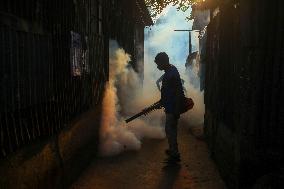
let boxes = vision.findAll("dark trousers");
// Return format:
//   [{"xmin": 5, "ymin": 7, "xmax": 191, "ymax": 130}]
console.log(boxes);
[{"xmin": 165, "ymin": 113, "xmax": 179, "ymax": 156}]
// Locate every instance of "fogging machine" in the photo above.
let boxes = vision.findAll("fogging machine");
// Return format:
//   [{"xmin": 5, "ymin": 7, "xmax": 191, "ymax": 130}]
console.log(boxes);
[{"xmin": 125, "ymin": 97, "xmax": 194, "ymax": 123}]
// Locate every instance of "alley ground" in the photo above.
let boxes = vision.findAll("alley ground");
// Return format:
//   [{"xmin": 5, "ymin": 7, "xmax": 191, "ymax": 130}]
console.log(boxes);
[{"xmin": 70, "ymin": 120, "xmax": 227, "ymax": 189}]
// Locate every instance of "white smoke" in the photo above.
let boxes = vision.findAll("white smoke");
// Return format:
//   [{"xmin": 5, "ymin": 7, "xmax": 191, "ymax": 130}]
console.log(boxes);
[
  {"xmin": 180, "ymin": 71, "xmax": 205, "ymax": 126},
  {"xmin": 145, "ymin": 6, "xmax": 194, "ymax": 67},
  {"xmin": 144, "ymin": 5, "xmax": 205, "ymax": 127},
  {"xmin": 99, "ymin": 41, "xmax": 165, "ymax": 156},
  {"xmin": 100, "ymin": 4, "xmax": 206, "ymax": 156}
]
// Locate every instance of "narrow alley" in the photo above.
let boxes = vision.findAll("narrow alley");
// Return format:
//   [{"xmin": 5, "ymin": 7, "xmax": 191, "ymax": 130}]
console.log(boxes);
[
  {"xmin": 71, "ymin": 121, "xmax": 226, "ymax": 189},
  {"xmin": 0, "ymin": 1, "xmax": 283, "ymax": 189}
]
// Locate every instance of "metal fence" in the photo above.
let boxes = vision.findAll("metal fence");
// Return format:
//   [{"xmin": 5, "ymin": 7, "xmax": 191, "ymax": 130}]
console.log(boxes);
[
  {"xmin": 204, "ymin": 0, "xmax": 284, "ymax": 173},
  {"xmin": 0, "ymin": 0, "xmax": 108, "ymax": 157}
]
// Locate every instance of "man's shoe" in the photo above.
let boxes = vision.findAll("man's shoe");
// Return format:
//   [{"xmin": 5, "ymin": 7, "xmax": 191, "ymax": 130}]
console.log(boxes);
[
  {"xmin": 165, "ymin": 149, "xmax": 180, "ymax": 158},
  {"xmin": 163, "ymin": 155, "xmax": 181, "ymax": 164},
  {"xmin": 165, "ymin": 149, "xmax": 171, "ymax": 156}
]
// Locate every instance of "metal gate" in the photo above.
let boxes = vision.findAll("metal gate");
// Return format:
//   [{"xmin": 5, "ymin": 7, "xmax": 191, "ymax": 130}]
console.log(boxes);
[{"xmin": 0, "ymin": 0, "xmax": 108, "ymax": 157}]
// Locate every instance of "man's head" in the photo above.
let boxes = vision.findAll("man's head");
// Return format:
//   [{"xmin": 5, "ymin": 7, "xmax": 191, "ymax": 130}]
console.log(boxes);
[{"xmin": 155, "ymin": 52, "xmax": 169, "ymax": 71}]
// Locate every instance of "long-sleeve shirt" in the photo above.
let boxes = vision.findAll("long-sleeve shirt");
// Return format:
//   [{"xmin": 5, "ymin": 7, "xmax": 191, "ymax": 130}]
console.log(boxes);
[{"xmin": 161, "ymin": 65, "xmax": 185, "ymax": 115}]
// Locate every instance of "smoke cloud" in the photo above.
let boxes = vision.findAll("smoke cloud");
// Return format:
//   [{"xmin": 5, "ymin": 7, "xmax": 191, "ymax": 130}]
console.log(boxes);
[
  {"xmin": 144, "ymin": 5, "xmax": 205, "ymax": 127},
  {"xmin": 99, "ymin": 41, "xmax": 165, "ymax": 156},
  {"xmin": 100, "ymin": 5, "xmax": 206, "ymax": 156}
]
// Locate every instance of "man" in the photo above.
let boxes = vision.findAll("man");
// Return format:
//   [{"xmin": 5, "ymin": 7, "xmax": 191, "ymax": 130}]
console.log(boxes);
[{"xmin": 154, "ymin": 52, "xmax": 185, "ymax": 163}]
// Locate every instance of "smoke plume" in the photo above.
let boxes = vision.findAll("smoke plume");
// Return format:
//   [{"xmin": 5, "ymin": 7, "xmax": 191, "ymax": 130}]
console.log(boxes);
[
  {"xmin": 144, "ymin": 5, "xmax": 205, "ymax": 127},
  {"xmin": 99, "ymin": 41, "xmax": 165, "ymax": 156},
  {"xmin": 100, "ymin": 5, "xmax": 206, "ymax": 156}
]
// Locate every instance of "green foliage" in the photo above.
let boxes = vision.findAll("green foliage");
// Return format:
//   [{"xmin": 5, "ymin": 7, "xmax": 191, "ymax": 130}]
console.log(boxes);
[{"xmin": 144, "ymin": 0, "xmax": 200, "ymax": 19}]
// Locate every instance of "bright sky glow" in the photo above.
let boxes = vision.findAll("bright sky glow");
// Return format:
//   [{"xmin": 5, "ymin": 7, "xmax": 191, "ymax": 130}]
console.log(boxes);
[{"xmin": 145, "ymin": 5, "xmax": 199, "ymax": 70}]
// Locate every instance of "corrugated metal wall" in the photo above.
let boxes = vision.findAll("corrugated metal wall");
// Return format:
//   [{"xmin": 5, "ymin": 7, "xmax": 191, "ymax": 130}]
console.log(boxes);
[
  {"xmin": 204, "ymin": 0, "xmax": 284, "ymax": 187},
  {"xmin": 0, "ymin": 0, "xmax": 108, "ymax": 157}
]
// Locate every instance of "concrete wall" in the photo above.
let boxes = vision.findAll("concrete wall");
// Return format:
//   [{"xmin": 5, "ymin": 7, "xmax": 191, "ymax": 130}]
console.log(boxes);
[{"xmin": 0, "ymin": 104, "xmax": 102, "ymax": 189}]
